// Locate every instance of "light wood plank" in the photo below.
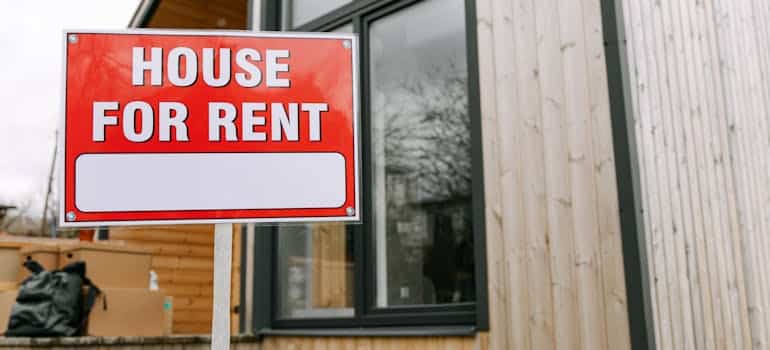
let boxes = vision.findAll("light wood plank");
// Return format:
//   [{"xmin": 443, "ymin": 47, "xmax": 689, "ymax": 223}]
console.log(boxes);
[
  {"xmin": 679, "ymin": 0, "xmax": 737, "ymax": 347},
  {"xmin": 161, "ymin": 284, "xmax": 214, "ymax": 297},
  {"xmin": 703, "ymin": 0, "xmax": 756, "ymax": 343},
  {"xmin": 629, "ymin": 0, "xmax": 677, "ymax": 347},
  {"xmin": 718, "ymin": 2, "xmax": 768, "ymax": 346},
  {"xmin": 151, "ymin": 256, "xmax": 213, "ymax": 271},
  {"xmin": 155, "ymin": 269, "xmax": 214, "ymax": 285},
  {"xmin": 109, "ymin": 229, "xmax": 214, "ymax": 246},
  {"xmin": 530, "ymin": 0, "xmax": 564, "ymax": 345},
  {"xmin": 557, "ymin": 0, "xmax": 608, "ymax": 348},
  {"xmin": 493, "ymin": 0, "xmax": 532, "ymax": 348},
  {"xmin": 662, "ymin": 0, "xmax": 720, "ymax": 347},
  {"xmin": 744, "ymin": 0, "xmax": 770, "ymax": 343},
  {"xmin": 687, "ymin": 0, "xmax": 750, "ymax": 346},
  {"xmin": 172, "ymin": 321, "xmax": 210, "ymax": 335},
  {"xmin": 123, "ymin": 241, "xmax": 214, "ymax": 258},
  {"xmin": 645, "ymin": 1, "xmax": 701, "ymax": 349},
  {"xmin": 748, "ymin": 0, "xmax": 770, "ymax": 341},
  {"xmin": 474, "ymin": 0, "xmax": 510, "ymax": 348},
  {"xmin": 173, "ymin": 296, "xmax": 214, "ymax": 311}
]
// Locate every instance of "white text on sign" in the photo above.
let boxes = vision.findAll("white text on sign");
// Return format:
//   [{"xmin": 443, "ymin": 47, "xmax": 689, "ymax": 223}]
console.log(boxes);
[{"xmin": 92, "ymin": 47, "xmax": 329, "ymax": 143}]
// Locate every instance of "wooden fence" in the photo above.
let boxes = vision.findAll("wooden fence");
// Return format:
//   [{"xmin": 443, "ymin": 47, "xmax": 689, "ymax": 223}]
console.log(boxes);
[{"xmin": 109, "ymin": 225, "xmax": 241, "ymax": 335}]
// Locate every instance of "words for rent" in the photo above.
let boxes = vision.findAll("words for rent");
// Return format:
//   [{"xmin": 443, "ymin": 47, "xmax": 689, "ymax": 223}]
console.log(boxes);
[{"xmin": 93, "ymin": 47, "xmax": 329, "ymax": 143}]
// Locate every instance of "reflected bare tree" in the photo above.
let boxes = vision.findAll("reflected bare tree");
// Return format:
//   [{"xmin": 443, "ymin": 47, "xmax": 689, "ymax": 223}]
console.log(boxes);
[
  {"xmin": 0, "ymin": 199, "xmax": 34, "ymax": 234},
  {"xmin": 373, "ymin": 66, "xmax": 475, "ymax": 305},
  {"xmin": 376, "ymin": 68, "xmax": 471, "ymax": 203}
]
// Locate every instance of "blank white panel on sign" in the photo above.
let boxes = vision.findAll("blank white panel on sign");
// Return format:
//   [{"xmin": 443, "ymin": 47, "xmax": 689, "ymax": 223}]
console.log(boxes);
[{"xmin": 75, "ymin": 153, "xmax": 347, "ymax": 212}]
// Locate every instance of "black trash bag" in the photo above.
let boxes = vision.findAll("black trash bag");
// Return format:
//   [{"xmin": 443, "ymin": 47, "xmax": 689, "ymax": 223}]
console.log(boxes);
[{"xmin": 4, "ymin": 260, "xmax": 101, "ymax": 337}]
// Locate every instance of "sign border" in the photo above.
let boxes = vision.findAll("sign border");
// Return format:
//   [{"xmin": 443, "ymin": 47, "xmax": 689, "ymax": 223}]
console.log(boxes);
[{"xmin": 58, "ymin": 29, "xmax": 361, "ymax": 227}]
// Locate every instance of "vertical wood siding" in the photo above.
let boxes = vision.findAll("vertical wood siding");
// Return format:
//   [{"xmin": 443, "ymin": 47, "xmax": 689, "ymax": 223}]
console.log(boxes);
[
  {"xmin": 475, "ymin": 0, "xmax": 632, "ymax": 348},
  {"xmin": 622, "ymin": 0, "xmax": 770, "ymax": 348}
]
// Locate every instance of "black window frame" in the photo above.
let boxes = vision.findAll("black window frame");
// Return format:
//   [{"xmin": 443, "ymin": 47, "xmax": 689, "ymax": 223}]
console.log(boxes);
[{"xmin": 252, "ymin": 0, "xmax": 488, "ymax": 332}]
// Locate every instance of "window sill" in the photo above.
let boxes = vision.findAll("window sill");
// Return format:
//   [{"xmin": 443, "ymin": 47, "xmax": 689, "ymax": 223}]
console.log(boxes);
[{"xmin": 258, "ymin": 325, "xmax": 477, "ymax": 338}]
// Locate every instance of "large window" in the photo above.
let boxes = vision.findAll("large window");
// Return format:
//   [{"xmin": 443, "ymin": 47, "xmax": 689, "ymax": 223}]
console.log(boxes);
[
  {"xmin": 258, "ymin": 0, "xmax": 486, "ymax": 329},
  {"xmin": 369, "ymin": 0, "xmax": 473, "ymax": 309}
]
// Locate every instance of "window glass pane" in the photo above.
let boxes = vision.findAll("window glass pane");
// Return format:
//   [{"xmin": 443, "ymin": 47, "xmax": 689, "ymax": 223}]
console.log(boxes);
[
  {"xmin": 282, "ymin": 0, "xmax": 352, "ymax": 28},
  {"xmin": 276, "ymin": 223, "xmax": 354, "ymax": 318},
  {"xmin": 274, "ymin": 23, "xmax": 354, "ymax": 319},
  {"xmin": 335, "ymin": 23, "xmax": 354, "ymax": 34},
  {"xmin": 370, "ymin": 0, "xmax": 474, "ymax": 308}
]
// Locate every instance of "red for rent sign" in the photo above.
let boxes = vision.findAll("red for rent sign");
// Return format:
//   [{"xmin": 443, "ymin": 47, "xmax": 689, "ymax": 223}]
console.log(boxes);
[{"xmin": 59, "ymin": 30, "xmax": 360, "ymax": 227}]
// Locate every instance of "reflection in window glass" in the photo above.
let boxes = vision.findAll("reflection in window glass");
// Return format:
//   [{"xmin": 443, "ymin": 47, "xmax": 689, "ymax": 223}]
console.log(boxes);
[
  {"xmin": 370, "ymin": 0, "xmax": 474, "ymax": 308},
  {"xmin": 282, "ymin": 0, "xmax": 352, "ymax": 28},
  {"xmin": 276, "ymin": 223, "xmax": 354, "ymax": 318},
  {"xmin": 275, "ymin": 23, "xmax": 355, "ymax": 320}
]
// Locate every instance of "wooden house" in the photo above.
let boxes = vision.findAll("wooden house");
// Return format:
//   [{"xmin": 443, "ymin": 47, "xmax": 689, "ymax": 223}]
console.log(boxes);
[{"xmin": 91, "ymin": 0, "xmax": 770, "ymax": 349}]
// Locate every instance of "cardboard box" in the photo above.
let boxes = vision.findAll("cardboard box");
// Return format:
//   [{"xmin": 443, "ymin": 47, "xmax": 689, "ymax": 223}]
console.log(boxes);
[
  {"xmin": 0, "ymin": 243, "xmax": 25, "ymax": 283},
  {"xmin": 0, "ymin": 290, "xmax": 17, "ymax": 333},
  {"xmin": 18, "ymin": 245, "xmax": 59, "ymax": 281},
  {"xmin": 87, "ymin": 288, "xmax": 167, "ymax": 337},
  {"xmin": 60, "ymin": 243, "xmax": 151, "ymax": 289}
]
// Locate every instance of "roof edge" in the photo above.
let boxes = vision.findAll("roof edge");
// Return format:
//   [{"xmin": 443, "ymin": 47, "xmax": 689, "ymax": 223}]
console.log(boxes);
[{"xmin": 128, "ymin": 0, "xmax": 159, "ymax": 28}]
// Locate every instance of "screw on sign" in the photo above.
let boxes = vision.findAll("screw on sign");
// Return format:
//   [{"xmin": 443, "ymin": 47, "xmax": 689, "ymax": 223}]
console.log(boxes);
[{"xmin": 59, "ymin": 30, "xmax": 360, "ymax": 350}]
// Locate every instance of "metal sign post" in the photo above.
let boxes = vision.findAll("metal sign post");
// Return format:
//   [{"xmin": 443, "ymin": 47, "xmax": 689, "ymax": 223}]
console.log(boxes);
[{"xmin": 212, "ymin": 223, "xmax": 232, "ymax": 349}]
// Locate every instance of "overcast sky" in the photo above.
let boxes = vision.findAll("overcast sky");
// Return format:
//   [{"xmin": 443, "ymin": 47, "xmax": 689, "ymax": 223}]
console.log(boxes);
[{"xmin": 0, "ymin": 0, "xmax": 141, "ymax": 216}]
